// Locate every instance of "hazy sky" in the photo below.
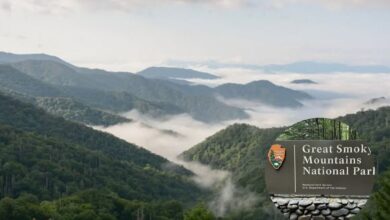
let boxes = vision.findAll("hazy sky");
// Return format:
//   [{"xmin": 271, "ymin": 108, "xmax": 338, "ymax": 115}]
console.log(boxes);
[{"xmin": 1, "ymin": 0, "xmax": 390, "ymax": 71}]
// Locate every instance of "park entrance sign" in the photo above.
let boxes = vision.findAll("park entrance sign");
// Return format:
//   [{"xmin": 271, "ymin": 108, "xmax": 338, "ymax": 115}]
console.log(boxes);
[
  {"xmin": 265, "ymin": 118, "xmax": 376, "ymax": 220},
  {"xmin": 266, "ymin": 140, "xmax": 376, "ymax": 196}
]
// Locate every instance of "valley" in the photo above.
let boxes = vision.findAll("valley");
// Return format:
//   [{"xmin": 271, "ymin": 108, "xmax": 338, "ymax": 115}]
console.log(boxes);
[{"xmin": 0, "ymin": 51, "xmax": 389, "ymax": 219}]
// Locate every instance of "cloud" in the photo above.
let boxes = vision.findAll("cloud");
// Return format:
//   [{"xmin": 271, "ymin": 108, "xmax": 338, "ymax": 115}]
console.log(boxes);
[
  {"xmin": 271, "ymin": 0, "xmax": 390, "ymax": 10},
  {"xmin": 94, "ymin": 112, "xmax": 258, "ymax": 217},
  {"xmin": 2, "ymin": 0, "xmax": 389, "ymax": 14},
  {"xmin": 93, "ymin": 69, "xmax": 390, "ymax": 216},
  {"xmin": 1, "ymin": 0, "xmax": 10, "ymax": 11},
  {"xmin": 94, "ymin": 111, "xmax": 226, "ymax": 160},
  {"xmin": 174, "ymin": 160, "xmax": 258, "ymax": 216},
  {"xmin": 208, "ymin": 176, "xmax": 258, "ymax": 216},
  {"xmin": 0, "ymin": 0, "xmax": 252, "ymax": 14}
]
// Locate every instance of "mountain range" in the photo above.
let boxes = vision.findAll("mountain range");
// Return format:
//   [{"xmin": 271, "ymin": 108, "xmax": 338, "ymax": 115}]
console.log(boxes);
[
  {"xmin": 0, "ymin": 51, "xmax": 313, "ymax": 123},
  {"xmin": 167, "ymin": 60, "xmax": 390, "ymax": 73},
  {"xmin": 0, "ymin": 49, "xmax": 390, "ymax": 219},
  {"xmin": 1, "ymin": 89, "xmax": 389, "ymax": 219}
]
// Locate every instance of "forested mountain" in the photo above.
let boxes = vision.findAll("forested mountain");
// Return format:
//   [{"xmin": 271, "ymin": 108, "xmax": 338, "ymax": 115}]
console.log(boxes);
[
  {"xmin": 181, "ymin": 124, "xmax": 284, "ymax": 219},
  {"xmin": 138, "ymin": 67, "xmax": 219, "ymax": 79},
  {"xmin": 0, "ymin": 52, "xmax": 68, "ymax": 66},
  {"xmin": 0, "ymin": 65, "xmax": 139, "ymax": 126},
  {"xmin": 181, "ymin": 106, "xmax": 390, "ymax": 219},
  {"xmin": 339, "ymin": 107, "xmax": 390, "ymax": 173},
  {"xmin": 0, "ymin": 93, "xmax": 205, "ymax": 219},
  {"xmin": 58, "ymin": 85, "xmax": 183, "ymax": 117},
  {"xmin": 34, "ymin": 97, "xmax": 132, "ymax": 126},
  {"xmin": 0, "ymin": 52, "xmax": 317, "ymax": 123},
  {"xmin": 0, "ymin": 65, "xmax": 63, "ymax": 97},
  {"xmin": 338, "ymin": 107, "xmax": 390, "ymax": 219},
  {"xmin": 7, "ymin": 59, "xmax": 248, "ymax": 122},
  {"xmin": 214, "ymin": 80, "xmax": 312, "ymax": 107}
]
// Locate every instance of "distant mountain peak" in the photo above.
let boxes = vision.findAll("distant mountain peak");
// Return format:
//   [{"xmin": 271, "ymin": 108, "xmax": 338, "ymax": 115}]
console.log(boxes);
[
  {"xmin": 291, "ymin": 79, "xmax": 317, "ymax": 84},
  {"xmin": 138, "ymin": 66, "xmax": 219, "ymax": 79},
  {"xmin": 364, "ymin": 97, "xmax": 387, "ymax": 105},
  {"xmin": 215, "ymin": 80, "xmax": 312, "ymax": 108},
  {"xmin": 246, "ymin": 80, "xmax": 274, "ymax": 86},
  {"xmin": 0, "ymin": 51, "xmax": 71, "ymax": 66}
]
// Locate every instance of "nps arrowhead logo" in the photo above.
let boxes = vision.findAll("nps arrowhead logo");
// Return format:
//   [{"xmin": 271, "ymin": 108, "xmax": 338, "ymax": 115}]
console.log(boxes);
[{"xmin": 268, "ymin": 144, "xmax": 286, "ymax": 170}]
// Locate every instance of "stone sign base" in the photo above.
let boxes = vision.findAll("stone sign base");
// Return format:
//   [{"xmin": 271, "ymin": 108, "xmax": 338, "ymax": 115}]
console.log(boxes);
[{"xmin": 271, "ymin": 196, "xmax": 367, "ymax": 220}]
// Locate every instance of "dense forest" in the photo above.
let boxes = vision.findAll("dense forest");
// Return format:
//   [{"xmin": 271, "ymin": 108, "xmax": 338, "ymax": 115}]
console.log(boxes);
[
  {"xmin": 1, "ymin": 89, "xmax": 389, "ymax": 219},
  {"xmin": 339, "ymin": 107, "xmax": 390, "ymax": 219},
  {"xmin": 181, "ymin": 124, "xmax": 285, "ymax": 219},
  {"xmin": 0, "ymin": 93, "xmax": 212, "ymax": 219},
  {"xmin": 277, "ymin": 118, "xmax": 358, "ymax": 141},
  {"xmin": 34, "ymin": 97, "xmax": 132, "ymax": 126},
  {"xmin": 182, "ymin": 107, "xmax": 390, "ymax": 219}
]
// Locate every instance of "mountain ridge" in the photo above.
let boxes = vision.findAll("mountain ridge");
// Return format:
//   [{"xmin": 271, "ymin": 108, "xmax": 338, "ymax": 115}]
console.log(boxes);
[
  {"xmin": 0, "ymin": 92, "xmax": 202, "ymax": 200},
  {"xmin": 214, "ymin": 80, "xmax": 312, "ymax": 107},
  {"xmin": 6, "ymin": 59, "xmax": 249, "ymax": 122},
  {"xmin": 167, "ymin": 60, "xmax": 390, "ymax": 73},
  {"xmin": 138, "ymin": 66, "xmax": 219, "ymax": 79},
  {"xmin": 0, "ymin": 52, "xmax": 316, "ymax": 123}
]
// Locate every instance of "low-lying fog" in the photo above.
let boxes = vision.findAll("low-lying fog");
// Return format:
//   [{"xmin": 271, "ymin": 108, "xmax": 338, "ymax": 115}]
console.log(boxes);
[
  {"xmin": 94, "ymin": 69, "xmax": 390, "ymax": 216},
  {"xmin": 96, "ymin": 70, "xmax": 390, "ymax": 160}
]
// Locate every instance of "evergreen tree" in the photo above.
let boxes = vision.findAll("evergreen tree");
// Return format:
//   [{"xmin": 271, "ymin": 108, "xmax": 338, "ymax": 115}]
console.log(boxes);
[
  {"xmin": 373, "ymin": 170, "xmax": 390, "ymax": 219},
  {"xmin": 184, "ymin": 203, "xmax": 216, "ymax": 220}
]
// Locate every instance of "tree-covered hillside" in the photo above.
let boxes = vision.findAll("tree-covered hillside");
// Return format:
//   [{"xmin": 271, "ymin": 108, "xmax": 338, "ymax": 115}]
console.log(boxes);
[
  {"xmin": 9, "ymin": 60, "xmax": 248, "ymax": 122},
  {"xmin": 58, "ymin": 85, "xmax": 184, "ymax": 117},
  {"xmin": 181, "ymin": 124, "xmax": 284, "ymax": 219},
  {"xmin": 0, "ymin": 64, "xmax": 179, "ymax": 125},
  {"xmin": 214, "ymin": 80, "xmax": 312, "ymax": 107},
  {"xmin": 339, "ymin": 107, "xmax": 390, "ymax": 173},
  {"xmin": 338, "ymin": 107, "xmax": 390, "ymax": 220},
  {"xmin": 34, "ymin": 97, "xmax": 132, "ymax": 126},
  {"xmin": 182, "ymin": 106, "xmax": 390, "ymax": 219},
  {"xmin": 0, "ymin": 65, "xmax": 63, "ymax": 98},
  {"xmin": 277, "ymin": 118, "xmax": 357, "ymax": 141},
  {"xmin": 0, "ymin": 93, "xmax": 206, "ymax": 219}
]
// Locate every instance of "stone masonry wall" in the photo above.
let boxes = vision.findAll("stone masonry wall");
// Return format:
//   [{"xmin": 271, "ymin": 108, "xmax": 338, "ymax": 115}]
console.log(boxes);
[{"xmin": 271, "ymin": 196, "xmax": 367, "ymax": 220}]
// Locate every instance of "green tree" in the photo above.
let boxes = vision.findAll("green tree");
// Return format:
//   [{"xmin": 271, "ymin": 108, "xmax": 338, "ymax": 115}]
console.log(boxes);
[
  {"xmin": 184, "ymin": 203, "xmax": 215, "ymax": 220},
  {"xmin": 371, "ymin": 171, "xmax": 390, "ymax": 219}
]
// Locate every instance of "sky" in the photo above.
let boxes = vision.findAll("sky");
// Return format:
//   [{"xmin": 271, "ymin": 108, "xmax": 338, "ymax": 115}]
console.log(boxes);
[{"xmin": 1, "ymin": 0, "xmax": 390, "ymax": 72}]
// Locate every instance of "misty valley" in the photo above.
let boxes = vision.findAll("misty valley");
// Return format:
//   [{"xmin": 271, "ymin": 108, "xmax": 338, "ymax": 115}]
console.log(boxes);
[{"xmin": 0, "ymin": 51, "xmax": 390, "ymax": 220}]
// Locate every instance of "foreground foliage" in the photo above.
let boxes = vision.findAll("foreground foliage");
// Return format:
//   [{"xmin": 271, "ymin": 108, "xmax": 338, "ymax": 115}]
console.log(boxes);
[{"xmin": 0, "ymin": 93, "xmax": 205, "ymax": 219}]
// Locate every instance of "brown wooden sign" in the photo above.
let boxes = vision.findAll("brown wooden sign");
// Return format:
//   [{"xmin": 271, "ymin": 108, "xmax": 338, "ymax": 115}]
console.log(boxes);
[{"xmin": 265, "ymin": 140, "xmax": 376, "ymax": 196}]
